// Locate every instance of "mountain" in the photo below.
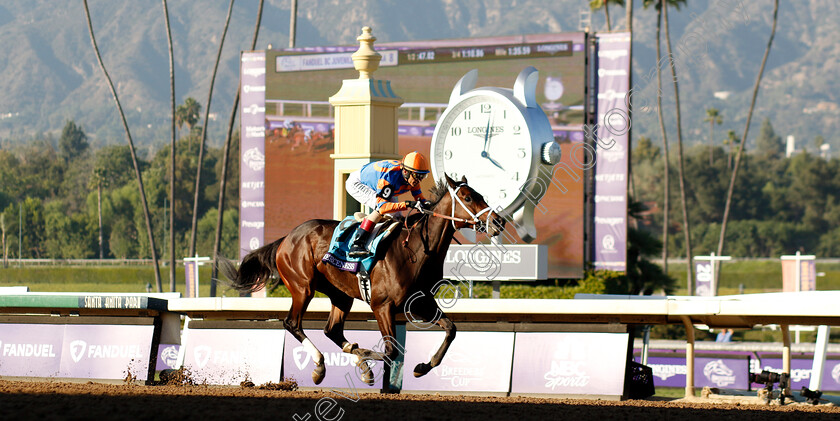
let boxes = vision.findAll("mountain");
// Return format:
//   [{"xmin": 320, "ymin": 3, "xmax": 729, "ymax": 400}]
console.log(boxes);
[{"xmin": 0, "ymin": 0, "xmax": 836, "ymax": 154}]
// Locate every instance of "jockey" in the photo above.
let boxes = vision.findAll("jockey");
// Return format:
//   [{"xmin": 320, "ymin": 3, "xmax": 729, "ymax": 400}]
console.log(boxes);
[{"xmin": 345, "ymin": 151, "xmax": 432, "ymax": 257}]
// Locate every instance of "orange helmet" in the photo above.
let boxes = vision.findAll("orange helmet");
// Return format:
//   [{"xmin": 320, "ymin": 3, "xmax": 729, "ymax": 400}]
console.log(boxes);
[{"xmin": 402, "ymin": 151, "xmax": 430, "ymax": 174}]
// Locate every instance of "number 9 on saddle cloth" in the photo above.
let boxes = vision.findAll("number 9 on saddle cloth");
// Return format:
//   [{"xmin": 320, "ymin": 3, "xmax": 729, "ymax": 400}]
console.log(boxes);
[{"xmin": 321, "ymin": 214, "xmax": 401, "ymax": 304}]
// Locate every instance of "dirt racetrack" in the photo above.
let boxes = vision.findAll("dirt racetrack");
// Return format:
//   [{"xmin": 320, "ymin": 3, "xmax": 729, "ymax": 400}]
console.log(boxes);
[{"xmin": 2, "ymin": 380, "xmax": 840, "ymax": 421}]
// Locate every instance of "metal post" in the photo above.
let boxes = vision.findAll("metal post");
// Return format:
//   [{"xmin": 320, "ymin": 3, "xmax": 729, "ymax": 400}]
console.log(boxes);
[
  {"xmin": 680, "ymin": 316, "xmax": 695, "ymax": 398},
  {"xmin": 810, "ymin": 325, "xmax": 830, "ymax": 391},
  {"xmin": 641, "ymin": 325, "xmax": 651, "ymax": 365},
  {"xmin": 18, "ymin": 202, "xmax": 22, "ymax": 267},
  {"xmin": 781, "ymin": 324, "xmax": 792, "ymax": 396}
]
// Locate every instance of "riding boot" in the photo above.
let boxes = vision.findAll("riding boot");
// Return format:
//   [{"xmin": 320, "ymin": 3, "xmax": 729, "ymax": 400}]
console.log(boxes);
[{"xmin": 348, "ymin": 221, "xmax": 374, "ymax": 258}]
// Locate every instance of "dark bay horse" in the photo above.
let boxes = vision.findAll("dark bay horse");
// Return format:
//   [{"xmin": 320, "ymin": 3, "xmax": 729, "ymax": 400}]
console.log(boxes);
[{"xmin": 219, "ymin": 174, "xmax": 505, "ymax": 385}]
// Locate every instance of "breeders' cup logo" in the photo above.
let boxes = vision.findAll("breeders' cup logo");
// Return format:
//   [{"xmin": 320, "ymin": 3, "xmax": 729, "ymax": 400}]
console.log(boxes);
[
  {"xmin": 160, "ymin": 345, "xmax": 179, "ymax": 369},
  {"xmin": 703, "ymin": 359, "xmax": 736, "ymax": 387},
  {"xmin": 70, "ymin": 340, "xmax": 87, "ymax": 363},
  {"xmin": 431, "ymin": 351, "xmax": 484, "ymax": 388},
  {"xmin": 242, "ymin": 147, "xmax": 265, "ymax": 171},
  {"xmin": 832, "ymin": 363, "xmax": 840, "ymax": 384},
  {"xmin": 249, "ymin": 237, "xmax": 260, "ymax": 250},
  {"xmin": 601, "ymin": 235, "xmax": 615, "ymax": 251},
  {"xmin": 193, "ymin": 346, "xmax": 212, "ymax": 369}
]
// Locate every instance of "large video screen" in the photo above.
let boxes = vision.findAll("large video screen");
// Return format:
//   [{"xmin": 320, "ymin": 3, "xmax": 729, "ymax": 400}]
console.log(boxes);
[{"xmin": 262, "ymin": 32, "xmax": 587, "ymax": 278}]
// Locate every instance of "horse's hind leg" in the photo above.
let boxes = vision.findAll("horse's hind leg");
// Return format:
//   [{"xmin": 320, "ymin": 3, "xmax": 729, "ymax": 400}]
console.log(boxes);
[{"xmin": 283, "ymin": 285, "xmax": 327, "ymax": 384}]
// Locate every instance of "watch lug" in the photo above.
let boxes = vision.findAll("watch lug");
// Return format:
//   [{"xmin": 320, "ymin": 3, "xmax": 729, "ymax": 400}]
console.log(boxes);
[
  {"xmin": 514, "ymin": 66, "xmax": 539, "ymax": 108},
  {"xmin": 450, "ymin": 69, "xmax": 478, "ymax": 104},
  {"xmin": 513, "ymin": 204, "xmax": 537, "ymax": 243}
]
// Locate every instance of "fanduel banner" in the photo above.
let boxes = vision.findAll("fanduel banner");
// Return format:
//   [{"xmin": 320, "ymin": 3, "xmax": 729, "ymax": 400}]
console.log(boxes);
[
  {"xmin": 182, "ymin": 328, "xmax": 284, "ymax": 385},
  {"xmin": 283, "ymin": 329, "xmax": 384, "ymax": 390},
  {"xmin": 402, "ymin": 331, "xmax": 514, "ymax": 393},
  {"xmin": 240, "ymin": 51, "xmax": 266, "ymax": 261},
  {"xmin": 511, "ymin": 332, "xmax": 628, "ymax": 396},
  {"xmin": 0, "ymin": 323, "xmax": 154, "ymax": 381},
  {"xmin": 592, "ymin": 33, "xmax": 631, "ymax": 272}
]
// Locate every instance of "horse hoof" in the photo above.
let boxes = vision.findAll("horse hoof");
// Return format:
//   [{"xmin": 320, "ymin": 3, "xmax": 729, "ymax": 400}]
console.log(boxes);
[
  {"xmin": 413, "ymin": 362, "xmax": 432, "ymax": 377},
  {"xmin": 312, "ymin": 364, "xmax": 326, "ymax": 385},
  {"xmin": 359, "ymin": 364, "xmax": 375, "ymax": 386}
]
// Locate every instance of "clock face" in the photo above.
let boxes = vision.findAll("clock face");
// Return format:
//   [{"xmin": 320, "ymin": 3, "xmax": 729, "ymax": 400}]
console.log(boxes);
[{"xmin": 432, "ymin": 94, "xmax": 533, "ymax": 212}]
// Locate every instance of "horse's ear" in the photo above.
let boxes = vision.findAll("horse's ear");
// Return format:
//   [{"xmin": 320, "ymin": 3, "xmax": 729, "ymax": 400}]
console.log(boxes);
[
  {"xmin": 444, "ymin": 173, "xmax": 455, "ymax": 187},
  {"xmin": 460, "ymin": 175, "xmax": 468, "ymax": 184}
]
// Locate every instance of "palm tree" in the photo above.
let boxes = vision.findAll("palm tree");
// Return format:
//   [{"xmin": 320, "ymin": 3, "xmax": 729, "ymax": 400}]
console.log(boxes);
[
  {"xmin": 189, "ymin": 0, "xmax": 235, "ymax": 259},
  {"xmin": 704, "ymin": 108, "xmax": 722, "ymax": 166},
  {"xmin": 83, "ymin": 0, "xmax": 162, "ymax": 292},
  {"xmin": 175, "ymin": 98, "xmax": 202, "ymax": 134},
  {"xmin": 724, "ymin": 130, "xmax": 740, "ymax": 170},
  {"xmin": 717, "ymin": 0, "xmax": 779, "ymax": 282},
  {"xmin": 642, "ymin": 0, "xmax": 672, "ymax": 277},
  {"xmin": 661, "ymin": 0, "xmax": 693, "ymax": 294},
  {"xmin": 210, "ymin": 0, "xmax": 265, "ymax": 297},
  {"xmin": 590, "ymin": 0, "xmax": 625, "ymax": 32},
  {"xmin": 89, "ymin": 167, "xmax": 109, "ymax": 259},
  {"xmin": 163, "ymin": 0, "xmax": 176, "ymax": 292}
]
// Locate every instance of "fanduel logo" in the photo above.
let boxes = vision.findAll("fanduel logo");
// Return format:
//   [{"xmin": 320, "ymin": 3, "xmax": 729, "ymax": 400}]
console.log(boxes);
[
  {"xmin": 70, "ymin": 340, "xmax": 87, "ymax": 363},
  {"xmin": 292, "ymin": 346, "xmax": 359, "ymax": 371},
  {"xmin": 1, "ymin": 342, "xmax": 57, "ymax": 358},
  {"xmin": 193, "ymin": 346, "xmax": 212, "ymax": 369},
  {"xmin": 703, "ymin": 359, "xmax": 736, "ymax": 387},
  {"xmin": 832, "ymin": 363, "xmax": 840, "ymax": 384}
]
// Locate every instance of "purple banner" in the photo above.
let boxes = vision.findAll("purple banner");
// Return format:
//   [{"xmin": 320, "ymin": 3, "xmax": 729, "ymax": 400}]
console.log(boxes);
[
  {"xmin": 644, "ymin": 354, "xmax": 751, "ymax": 389},
  {"xmin": 156, "ymin": 343, "xmax": 180, "ymax": 371},
  {"xmin": 754, "ymin": 357, "xmax": 840, "ymax": 392},
  {"xmin": 182, "ymin": 328, "xmax": 284, "ymax": 385},
  {"xmin": 0, "ymin": 324, "xmax": 63, "ymax": 377},
  {"xmin": 402, "ymin": 331, "xmax": 514, "ymax": 393},
  {"xmin": 511, "ymin": 332, "xmax": 628, "ymax": 395},
  {"xmin": 0, "ymin": 323, "xmax": 154, "ymax": 380},
  {"xmin": 283, "ymin": 330, "xmax": 384, "ymax": 390},
  {"xmin": 592, "ymin": 33, "xmax": 631, "ymax": 272},
  {"xmin": 695, "ymin": 261, "xmax": 714, "ymax": 296},
  {"xmin": 240, "ymin": 51, "xmax": 266, "ymax": 261}
]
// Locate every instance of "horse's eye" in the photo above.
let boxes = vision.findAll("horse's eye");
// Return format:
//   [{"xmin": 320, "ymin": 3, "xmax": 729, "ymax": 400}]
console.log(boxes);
[{"xmin": 464, "ymin": 195, "xmax": 472, "ymax": 203}]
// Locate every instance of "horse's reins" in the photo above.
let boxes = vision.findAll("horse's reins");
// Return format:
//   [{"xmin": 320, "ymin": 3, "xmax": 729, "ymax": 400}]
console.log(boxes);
[{"xmin": 402, "ymin": 182, "xmax": 495, "ymax": 249}]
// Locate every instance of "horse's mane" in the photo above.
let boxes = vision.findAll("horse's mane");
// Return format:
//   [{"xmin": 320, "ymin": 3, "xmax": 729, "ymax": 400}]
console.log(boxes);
[{"xmin": 429, "ymin": 179, "xmax": 448, "ymax": 205}]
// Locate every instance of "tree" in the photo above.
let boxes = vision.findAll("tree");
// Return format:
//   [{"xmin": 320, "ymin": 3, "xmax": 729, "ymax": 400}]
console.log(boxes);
[
  {"xmin": 590, "ymin": 0, "xmax": 625, "ymax": 32},
  {"xmin": 175, "ymin": 97, "xmax": 201, "ymax": 134},
  {"xmin": 642, "ymin": 0, "xmax": 672, "ymax": 277},
  {"xmin": 755, "ymin": 118, "xmax": 783, "ymax": 159},
  {"xmin": 59, "ymin": 120, "xmax": 89, "ymax": 162},
  {"xmin": 717, "ymin": 0, "xmax": 779, "ymax": 282},
  {"xmin": 704, "ymin": 108, "xmax": 722, "ymax": 166},
  {"xmin": 163, "ymin": 0, "xmax": 176, "ymax": 292},
  {"xmin": 84, "ymin": 0, "xmax": 162, "ymax": 292},
  {"xmin": 211, "ymin": 0, "xmax": 264, "ymax": 296},
  {"xmin": 661, "ymin": 0, "xmax": 693, "ymax": 294},
  {"xmin": 190, "ymin": 0, "xmax": 235, "ymax": 259},
  {"xmin": 723, "ymin": 130, "xmax": 740, "ymax": 170}
]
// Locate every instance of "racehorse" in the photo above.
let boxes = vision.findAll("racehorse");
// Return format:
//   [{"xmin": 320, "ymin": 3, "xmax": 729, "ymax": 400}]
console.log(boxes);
[{"xmin": 219, "ymin": 174, "xmax": 505, "ymax": 385}]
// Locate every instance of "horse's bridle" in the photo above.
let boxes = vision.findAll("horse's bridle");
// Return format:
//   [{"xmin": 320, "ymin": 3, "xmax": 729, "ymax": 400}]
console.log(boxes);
[{"xmin": 445, "ymin": 182, "xmax": 494, "ymax": 232}]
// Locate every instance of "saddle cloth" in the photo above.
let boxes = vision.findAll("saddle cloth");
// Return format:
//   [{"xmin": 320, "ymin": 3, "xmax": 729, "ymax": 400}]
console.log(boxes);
[{"xmin": 321, "ymin": 213, "xmax": 400, "ymax": 274}]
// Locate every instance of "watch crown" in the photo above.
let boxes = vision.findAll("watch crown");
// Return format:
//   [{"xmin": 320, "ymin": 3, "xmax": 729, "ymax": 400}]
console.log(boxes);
[{"xmin": 541, "ymin": 141, "xmax": 561, "ymax": 165}]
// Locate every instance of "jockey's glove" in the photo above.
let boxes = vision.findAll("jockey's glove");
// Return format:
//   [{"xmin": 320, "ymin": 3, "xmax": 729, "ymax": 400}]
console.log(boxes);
[{"xmin": 405, "ymin": 200, "xmax": 428, "ymax": 211}]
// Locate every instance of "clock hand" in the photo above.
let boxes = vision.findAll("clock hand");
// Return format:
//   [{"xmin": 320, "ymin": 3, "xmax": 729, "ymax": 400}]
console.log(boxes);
[
  {"xmin": 480, "ymin": 150, "xmax": 505, "ymax": 171},
  {"xmin": 482, "ymin": 114, "xmax": 492, "ymax": 154}
]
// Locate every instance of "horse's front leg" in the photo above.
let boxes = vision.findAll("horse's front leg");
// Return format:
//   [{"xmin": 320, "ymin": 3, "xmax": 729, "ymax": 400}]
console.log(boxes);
[{"xmin": 405, "ymin": 293, "xmax": 456, "ymax": 378}]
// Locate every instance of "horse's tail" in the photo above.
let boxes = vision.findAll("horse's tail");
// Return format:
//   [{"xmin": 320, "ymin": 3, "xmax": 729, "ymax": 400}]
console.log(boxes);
[{"xmin": 217, "ymin": 237, "xmax": 286, "ymax": 293}]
